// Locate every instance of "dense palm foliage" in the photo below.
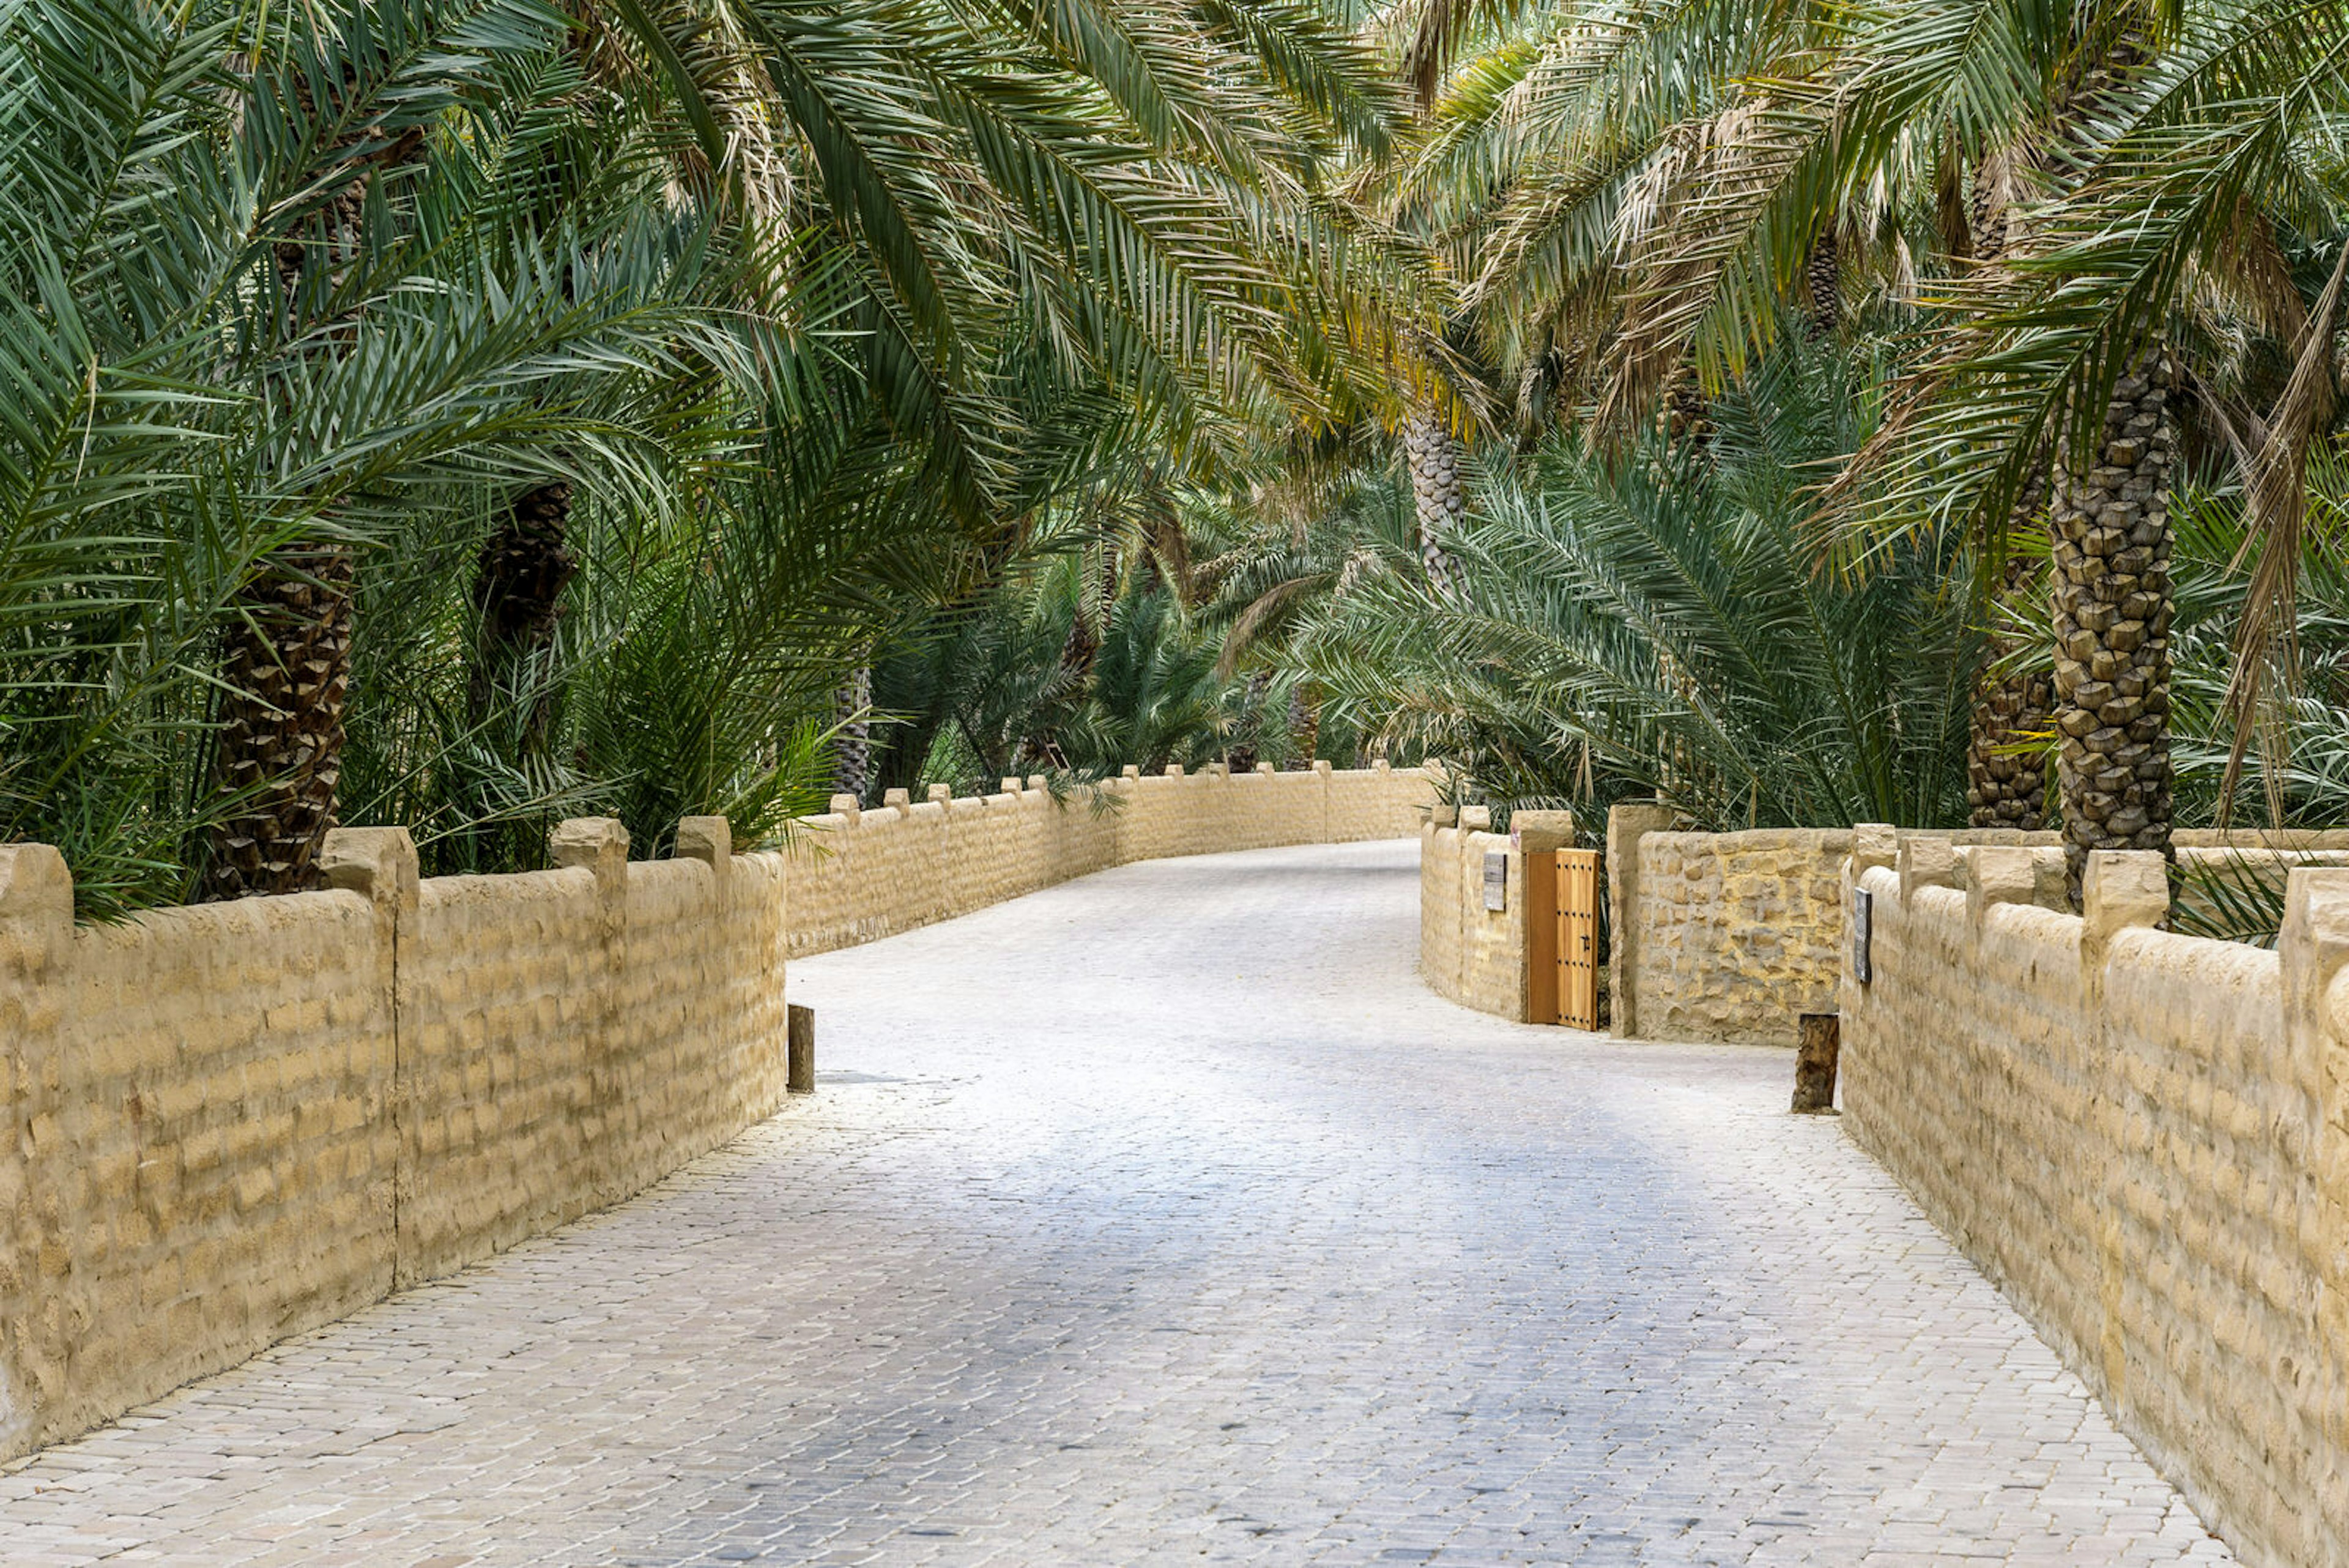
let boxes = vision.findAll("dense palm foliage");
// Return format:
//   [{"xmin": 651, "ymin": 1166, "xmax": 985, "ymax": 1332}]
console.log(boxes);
[
  {"xmin": 0, "ymin": 0, "xmax": 1400, "ymax": 914},
  {"xmin": 12, "ymin": 0, "xmax": 2349, "ymax": 915},
  {"xmin": 1300, "ymin": 331, "xmax": 1978, "ymax": 828}
]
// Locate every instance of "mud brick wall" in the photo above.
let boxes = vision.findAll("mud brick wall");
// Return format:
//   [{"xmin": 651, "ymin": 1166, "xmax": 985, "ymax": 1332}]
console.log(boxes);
[
  {"xmin": 784, "ymin": 764, "xmax": 1436, "ymax": 958},
  {"xmin": 1841, "ymin": 831, "xmax": 2349, "ymax": 1568},
  {"xmin": 1417, "ymin": 816, "xmax": 1527, "ymax": 1022}
]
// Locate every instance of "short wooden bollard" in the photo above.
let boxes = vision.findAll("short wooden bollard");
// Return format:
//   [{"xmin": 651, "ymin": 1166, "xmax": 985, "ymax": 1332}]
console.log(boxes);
[
  {"xmin": 788, "ymin": 1003, "xmax": 815, "ymax": 1094},
  {"xmin": 1791, "ymin": 1012, "xmax": 1839, "ymax": 1113}
]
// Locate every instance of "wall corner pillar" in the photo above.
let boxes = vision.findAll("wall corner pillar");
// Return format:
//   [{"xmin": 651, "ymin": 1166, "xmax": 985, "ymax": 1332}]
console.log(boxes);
[
  {"xmin": 1606, "ymin": 801, "xmax": 1674, "ymax": 1039},
  {"xmin": 2080, "ymin": 850, "xmax": 2167, "ymax": 992},
  {"xmin": 550, "ymin": 817, "xmax": 629, "ymax": 1208},
  {"xmin": 2278, "ymin": 869, "xmax": 2349, "ymax": 1552},
  {"xmin": 318, "ymin": 827, "xmax": 416, "ymax": 1293},
  {"xmin": 1897, "ymin": 836, "xmax": 1958, "ymax": 905},
  {"xmin": 1966, "ymin": 846, "xmax": 2037, "ymax": 936},
  {"xmin": 0, "ymin": 844, "xmax": 72, "ymax": 1459}
]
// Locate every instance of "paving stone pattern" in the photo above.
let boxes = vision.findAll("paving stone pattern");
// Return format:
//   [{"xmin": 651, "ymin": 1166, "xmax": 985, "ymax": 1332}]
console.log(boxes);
[{"xmin": 0, "ymin": 842, "xmax": 2236, "ymax": 1566}]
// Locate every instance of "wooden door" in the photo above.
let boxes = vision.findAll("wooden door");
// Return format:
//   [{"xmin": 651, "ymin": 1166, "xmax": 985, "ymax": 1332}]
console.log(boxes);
[
  {"xmin": 1524, "ymin": 848, "xmax": 1557, "ymax": 1024},
  {"xmin": 1553, "ymin": 849, "xmax": 1599, "ymax": 1030}
]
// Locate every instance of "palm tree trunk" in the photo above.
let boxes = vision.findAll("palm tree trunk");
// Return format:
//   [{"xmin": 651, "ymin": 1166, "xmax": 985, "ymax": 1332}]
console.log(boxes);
[
  {"xmin": 199, "ymin": 84, "xmax": 414, "ymax": 899},
  {"xmin": 1967, "ymin": 491, "xmax": 2052, "ymax": 831},
  {"xmin": 833, "ymin": 665, "xmax": 873, "ymax": 798},
  {"xmin": 198, "ymin": 547, "xmax": 356, "ymax": 900},
  {"xmin": 1401, "ymin": 412, "xmax": 1462, "ymax": 599},
  {"xmin": 1227, "ymin": 667, "xmax": 1271, "ymax": 771},
  {"xmin": 1288, "ymin": 680, "xmax": 1319, "ymax": 768},
  {"xmin": 468, "ymin": 480, "xmax": 578, "ymax": 748},
  {"xmin": 1966, "ymin": 669, "xmax": 2053, "ymax": 828},
  {"xmin": 2050, "ymin": 354, "xmax": 2178, "ymax": 899},
  {"xmin": 1805, "ymin": 229, "xmax": 1839, "ymax": 340}
]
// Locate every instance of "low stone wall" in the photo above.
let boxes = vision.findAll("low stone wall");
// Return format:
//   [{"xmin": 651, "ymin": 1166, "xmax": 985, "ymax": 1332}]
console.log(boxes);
[
  {"xmin": 1604, "ymin": 810, "xmax": 2069, "ymax": 1047},
  {"xmin": 0, "ymin": 765, "xmax": 1434, "ymax": 1463},
  {"xmin": 1419, "ymin": 815, "xmax": 1527, "ymax": 1020},
  {"xmin": 1842, "ymin": 831, "xmax": 2349, "ymax": 1568},
  {"xmin": 0, "ymin": 818, "xmax": 787, "ymax": 1463},
  {"xmin": 786, "ymin": 762, "xmax": 1430, "ymax": 957}
]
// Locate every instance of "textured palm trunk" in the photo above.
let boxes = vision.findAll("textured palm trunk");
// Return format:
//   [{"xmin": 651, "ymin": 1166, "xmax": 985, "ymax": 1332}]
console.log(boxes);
[
  {"xmin": 2050, "ymin": 355, "xmax": 2178, "ymax": 899},
  {"xmin": 1226, "ymin": 668, "xmax": 1272, "ymax": 771},
  {"xmin": 1967, "ymin": 497, "xmax": 2053, "ymax": 830},
  {"xmin": 1805, "ymin": 230, "xmax": 1839, "ymax": 340},
  {"xmin": 1288, "ymin": 681, "xmax": 1319, "ymax": 768},
  {"xmin": 199, "ymin": 106, "xmax": 384, "ymax": 901},
  {"xmin": 202, "ymin": 166, "xmax": 361, "ymax": 888},
  {"xmin": 197, "ymin": 548, "xmax": 356, "ymax": 900},
  {"xmin": 833, "ymin": 665, "xmax": 873, "ymax": 798},
  {"xmin": 1965, "ymin": 669, "xmax": 2054, "ymax": 828},
  {"xmin": 1401, "ymin": 413, "xmax": 1462, "ymax": 599},
  {"xmin": 468, "ymin": 480, "xmax": 578, "ymax": 748}
]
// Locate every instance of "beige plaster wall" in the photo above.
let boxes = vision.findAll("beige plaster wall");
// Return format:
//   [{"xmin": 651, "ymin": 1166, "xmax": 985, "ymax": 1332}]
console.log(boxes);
[
  {"xmin": 1418, "ymin": 820, "xmax": 1527, "ymax": 1022},
  {"xmin": 0, "ymin": 766, "xmax": 1431, "ymax": 1462},
  {"xmin": 784, "ymin": 764, "xmax": 1434, "ymax": 957},
  {"xmin": 1842, "ymin": 833, "xmax": 2349, "ymax": 1568}
]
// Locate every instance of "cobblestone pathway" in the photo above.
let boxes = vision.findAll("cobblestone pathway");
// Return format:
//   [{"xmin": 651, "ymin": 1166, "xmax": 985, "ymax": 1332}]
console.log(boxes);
[{"xmin": 1, "ymin": 842, "xmax": 2235, "ymax": 1567}]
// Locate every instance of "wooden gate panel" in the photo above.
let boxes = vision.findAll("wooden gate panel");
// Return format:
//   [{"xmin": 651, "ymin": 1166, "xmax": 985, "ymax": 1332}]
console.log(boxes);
[
  {"xmin": 1524, "ymin": 847, "xmax": 1558, "ymax": 1024},
  {"xmin": 1554, "ymin": 849, "xmax": 1599, "ymax": 1030}
]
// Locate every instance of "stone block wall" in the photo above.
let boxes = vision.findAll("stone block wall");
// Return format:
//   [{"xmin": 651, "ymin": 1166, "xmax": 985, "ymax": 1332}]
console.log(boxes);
[
  {"xmin": 0, "ymin": 766, "xmax": 1431, "ymax": 1462},
  {"xmin": 1604, "ymin": 813, "xmax": 2073, "ymax": 1047},
  {"xmin": 1842, "ymin": 833, "xmax": 2349, "ymax": 1568},
  {"xmin": 1623, "ymin": 828, "xmax": 1854, "ymax": 1047}
]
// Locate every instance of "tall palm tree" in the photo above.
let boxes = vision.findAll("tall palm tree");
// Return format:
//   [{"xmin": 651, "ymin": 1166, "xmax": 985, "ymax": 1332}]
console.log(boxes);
[
  {"xmin": 1849, "ymin": 0, "xmax": 2349, "ymax": 889},
  {"xmin": 0, "ymin": 0, "xmax": 797, "ymax": 910}
]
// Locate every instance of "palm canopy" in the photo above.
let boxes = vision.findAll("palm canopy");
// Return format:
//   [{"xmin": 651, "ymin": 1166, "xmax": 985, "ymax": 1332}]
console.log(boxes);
[
  {"xmin": 1297, "ymin": 327, "xmax": 1979, "ymax": 826},
  {"xmin": 615, "ymin": 0, "xmax": 1422, "ymax": 505},
  {"xmin": 1390, "ymin": 0, "xmax": 2328, "ymax": 431},
  {"xmin": 0, "ymin": 0, "xmax": 1412, "ymax": 912}
]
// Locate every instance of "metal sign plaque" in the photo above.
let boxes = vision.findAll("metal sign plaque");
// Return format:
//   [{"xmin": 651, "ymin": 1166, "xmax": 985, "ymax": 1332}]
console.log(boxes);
[
  {"xmin": 1482, "ymin": 852, "xmax": 1508, "ymax": 912},
  {"xmin": 1852, "ymin": 886, "xmax": 1873, "ymax": 984}
]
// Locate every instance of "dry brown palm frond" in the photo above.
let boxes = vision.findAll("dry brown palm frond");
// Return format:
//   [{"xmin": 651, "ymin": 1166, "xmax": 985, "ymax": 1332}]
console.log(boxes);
[{"xmin": 2213, "ymin": 238, "xmax": 2349, "ymax": 827}]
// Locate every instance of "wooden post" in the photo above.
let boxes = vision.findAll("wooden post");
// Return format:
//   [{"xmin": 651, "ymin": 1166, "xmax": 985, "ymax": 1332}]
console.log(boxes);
[
  {"xmin": 1791, "ymin": 1013, "xmax": 1839, "ymax": 1113},
  {"xmin": 788, "ymin": 1003, "xmax": 815, "ymax": 1094}
]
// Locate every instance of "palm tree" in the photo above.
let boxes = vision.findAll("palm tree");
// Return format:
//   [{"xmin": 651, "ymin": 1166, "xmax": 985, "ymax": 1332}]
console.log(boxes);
[
  {"xmin": 1847, "ymin": 0, "xmax": 2349, "ymax": 890},
  {"xmin": 1299, "ymin": 327, "xmax": 1979, "ymax": 825}
]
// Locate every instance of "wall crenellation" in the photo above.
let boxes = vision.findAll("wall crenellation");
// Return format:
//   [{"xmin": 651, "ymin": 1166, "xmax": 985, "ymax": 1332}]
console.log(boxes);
[
  {"xmin": 0, "ymin": 765, "xmax": 1433, "ymax": 1465},
  {"xmin": 787, "ymin": 763, "xmax": 1425, "ymax": 958}
]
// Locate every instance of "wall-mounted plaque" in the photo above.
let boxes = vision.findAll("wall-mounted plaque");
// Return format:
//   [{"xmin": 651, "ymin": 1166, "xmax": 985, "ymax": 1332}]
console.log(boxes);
[
  {"xmin": 1853, "ymin": 886, "xmax": 1873, "ymax": 984},
  {"xmin": 1483, "ymin": 852, "xmax": 1508, "ymax": 912}
]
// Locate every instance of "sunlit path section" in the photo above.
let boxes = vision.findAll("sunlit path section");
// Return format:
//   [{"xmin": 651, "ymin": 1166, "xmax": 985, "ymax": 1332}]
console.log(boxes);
[{"xmin": 0, "ymin": 842, "xmax": 2231, "ymax": 1566}]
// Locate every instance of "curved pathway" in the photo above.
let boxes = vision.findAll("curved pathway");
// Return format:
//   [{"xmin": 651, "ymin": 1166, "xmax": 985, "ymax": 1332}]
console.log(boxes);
[{"xmin": 1, "ymin": 841, "xmax": 2232, "ymax": 1566}]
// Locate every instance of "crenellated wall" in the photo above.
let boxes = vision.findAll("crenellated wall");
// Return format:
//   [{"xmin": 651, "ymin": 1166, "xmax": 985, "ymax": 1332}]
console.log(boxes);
[
  {"xmin": 785, "ymin": 762, "xmax": 1431, "ymax": 957},
  {"xmin": 0, "ymin": 765, "xmax": 1433, "ymax": 1463},
  {"xmin": 1842, "ymin": 830, "xmax": 2349, "ymax": 1568}
]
